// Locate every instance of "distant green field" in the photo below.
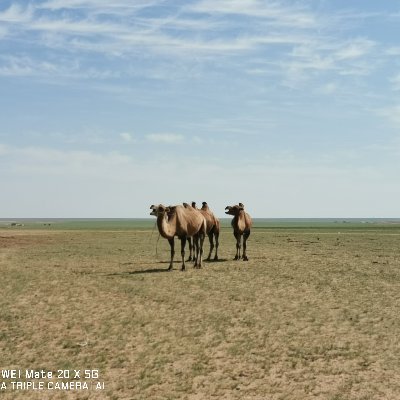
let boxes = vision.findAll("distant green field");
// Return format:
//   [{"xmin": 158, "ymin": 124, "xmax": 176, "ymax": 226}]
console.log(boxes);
[
  {"xmin": 1, "ymin": 218, "xmax": 400, "ymax": 231},
  {"xmin": 0, "ymin": 219, "xmax": 155, "ymax": 230}
]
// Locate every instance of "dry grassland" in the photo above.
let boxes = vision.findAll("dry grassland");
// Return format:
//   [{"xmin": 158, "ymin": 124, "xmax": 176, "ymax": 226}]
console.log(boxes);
[{"xmin": 1, "ymin": 225, "xmax": 400, "ymax": 399}]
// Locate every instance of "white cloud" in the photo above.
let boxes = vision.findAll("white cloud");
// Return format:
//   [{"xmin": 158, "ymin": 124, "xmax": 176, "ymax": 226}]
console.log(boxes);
[
  {"xmin": 318, "ymin": 82, "xmax": 337, "ymax": 94},
  {"xmin": 146, "ymin": 133, "xmax": 184, "ymax": 144},
  {"xmin": 120, "ymin": 132, "xmax": 134, "ymax": 143}
]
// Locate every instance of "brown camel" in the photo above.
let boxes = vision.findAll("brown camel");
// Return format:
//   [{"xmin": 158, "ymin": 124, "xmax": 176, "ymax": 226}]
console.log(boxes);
[
  {"xmin": 225, "ymin": 203, "xmax": 252, "ymax": 261},
  {"xmin": 188, "ymin": 201, "xmax": 220, "ymax": 261},
  {"xmin": 149, "ymin": 204, "xmax": 206, "ymax": 270}
]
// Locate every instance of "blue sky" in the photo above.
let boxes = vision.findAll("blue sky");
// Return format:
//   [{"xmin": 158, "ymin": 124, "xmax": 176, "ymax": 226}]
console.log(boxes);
[{"xmin": 1, "ymin": 0, "xmax": 400, "ymax": 218}]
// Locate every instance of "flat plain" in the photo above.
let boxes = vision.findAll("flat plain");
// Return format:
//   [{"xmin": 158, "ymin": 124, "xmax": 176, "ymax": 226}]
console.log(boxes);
[{"xmin": 1, "ymin": 219, "xmax": 400, "ymax": 399}]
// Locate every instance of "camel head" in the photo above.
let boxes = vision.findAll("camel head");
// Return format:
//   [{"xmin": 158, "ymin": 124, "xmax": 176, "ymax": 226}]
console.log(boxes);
[
  {"xmin": 225, "ymin": 204, "xmax": 244, "ymax": 216},
  {"xmin": 149, "ymin": 204, "xmax": 175, "ymax": 218},
  {"xmin": 150, "ymin": 204, "xmax": 169, "ymax": 216},
  {"xmin": 150, "ymin": 204, "xmax": 158, "ymax": 216}
]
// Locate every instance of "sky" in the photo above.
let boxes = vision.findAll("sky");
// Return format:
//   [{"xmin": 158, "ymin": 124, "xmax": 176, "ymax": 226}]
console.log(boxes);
[{"xmin": 1, "ymin": 0, "xmax": 400, "ymax": 218}]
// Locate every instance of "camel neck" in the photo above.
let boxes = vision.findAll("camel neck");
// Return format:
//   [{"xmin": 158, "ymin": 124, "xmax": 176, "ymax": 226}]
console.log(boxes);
[
  {"xmin": 235, "ymin": 211, "xmax": 246, "ymax": 231},
  {"xmin": 157, "ymin": 213, "xmax": 175, "ymax": 239}
]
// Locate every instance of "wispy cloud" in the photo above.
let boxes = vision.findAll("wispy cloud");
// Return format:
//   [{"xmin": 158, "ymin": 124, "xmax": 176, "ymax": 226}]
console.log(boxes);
[
  {"xmin": 0, "ymin": 4, "xmax": 33, "ymax": 23},
  {"xmin": 386, "ymin": 47, "xmax": 400, "ymax": 56},
  {"xmin": 378, "ymin": 105, "xmax": 400, "ymax": 126},
  {"xmin": 188, "ymin": 0, "xmax": 318, "ymax": 28},
  {"xmin": 146, "ymin": 133, "xmax": 184, "ymax": 144},
  {"xmin": 334, "ymin": 38, "xmax": 376, "ymax": 60},
  {"xmin": 0, "ymin": 144, "xmax": 131, "ymax": 177},
  {"xmin": 0, "ymin": 0, "xmax": 318, "ymax": 61},
  {"xmin": 390, "ymin": 73, "xmax": 400, "ymax": 91},
  {"xmin": 39, "ymin": 0, "xmax": 163, "ymax": 12},
  {"xmin": 0, "ymin": 0, "xmax": 387, "ymax": 90},
  {"xmin": 318, "ymin": 82, "xmax": 338, "ymax": 95},
  {"xmin": 0, "ymin": 55, "xmax": 117, "ymax": 79}
]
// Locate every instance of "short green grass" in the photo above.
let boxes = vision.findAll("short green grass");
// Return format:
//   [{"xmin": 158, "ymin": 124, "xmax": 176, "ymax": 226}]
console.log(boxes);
[{"xmin": 1, "ymin": 222, "xmax": 400, "ymax": 399}]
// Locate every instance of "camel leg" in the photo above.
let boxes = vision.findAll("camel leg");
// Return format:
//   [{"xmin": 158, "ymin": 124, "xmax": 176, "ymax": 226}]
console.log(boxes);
[
  {"xmin": 206, "ymin": 232, "xmax": 214, "ymax": 261},
  {"xmin": 242, "ymin": 231, "xmax": 250, "ymax": 261},
  {"xmin": 213, "ymin": 232, "xmax": 219, "ymax": 261},
  {"xmin": 180, "ymin": 236, "xmax": 187, "ymax": 271},
  {"xmin": 193, "ymin": 236, "xmax": 199, "ymax": 267},
  {"xmin": 196, "ymin": 233, "xmax": 205, "ymax": 268},
  {"xmin": 187, "ymin": 237, "xmax": 193, "ymax": 261},
  {"xmin": 234, "ymin": 232, "xmax": 241, "ymax": 260},
  {"xmin": 168, "ymin": 238, "xmax": 175, "ymax": 270}
]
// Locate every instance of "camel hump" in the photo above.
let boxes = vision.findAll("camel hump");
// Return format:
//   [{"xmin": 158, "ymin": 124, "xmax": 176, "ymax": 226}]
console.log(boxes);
[
  {"xmin": 245, "ymin": 212, "xmax": 253, "ymax": 227},
  {"xmin": 183, "ymin": 202, "xmax": 191, "ymax": 208},
  {"xmin": 191, "ymin": 201, "xmax": 197, "ymax": 208},
  {"xmin": 201, "ymin": 201, "xmax": 209, "ymax": 210}
]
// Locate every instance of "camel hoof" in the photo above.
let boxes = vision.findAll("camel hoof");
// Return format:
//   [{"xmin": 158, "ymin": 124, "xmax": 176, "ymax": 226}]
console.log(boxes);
[
  {"xmin": 214, "ymin": 256, "xmax": 219, "ymax": 261},
  {"xmin": 234, "ymin": 256, "xmax": 239, "ymax": 260},
  {"xmin": 167, "ymin": 266, "xmax": 173, "ymax": 271},
  {"xmin": 243, "ymin": 256, "xmax": 249, "ymax": 261}
]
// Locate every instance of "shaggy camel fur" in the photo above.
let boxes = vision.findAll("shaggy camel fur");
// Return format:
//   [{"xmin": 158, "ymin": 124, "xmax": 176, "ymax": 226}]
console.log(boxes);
[
  {"xmin": 225, "ymin": 203, "xmax": 252, "ymax": 261},
  {"xmin": 188, "ymin": 201, "xmax": 220, "ymax": 261},
  {"xmin": 150, "ymin": 204, "xmax": 206, "ymax": 270}
]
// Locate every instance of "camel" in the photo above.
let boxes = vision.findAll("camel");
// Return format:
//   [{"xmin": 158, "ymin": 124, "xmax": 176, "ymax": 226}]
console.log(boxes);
[
  {"xmin": 187, "ymin": 201, "xmax": 220, "ymax": 261},
  {"xmin": 225, "ymin": 203, "xmax": 252, "ymax": 261},
  {"xmin": 149, "ymin": 204, "xmax": 207, "ymax": 271}
]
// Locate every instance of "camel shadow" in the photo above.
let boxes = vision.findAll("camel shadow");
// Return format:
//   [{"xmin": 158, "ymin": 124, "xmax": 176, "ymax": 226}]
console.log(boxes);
[
  {"xmin": 127, "ymin": 268, "xmax": 170, "ymax": 275},
  {"xmin": 107, "ymin": 258, "xmax": 230, "ymax": 277},
  {"xmin": 107, "ymin": 268, "xmax": 170, "ymax": 276},
  {"xmin": 120, "ymin": 260, "xmax": 230, "ymax": 275}
]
